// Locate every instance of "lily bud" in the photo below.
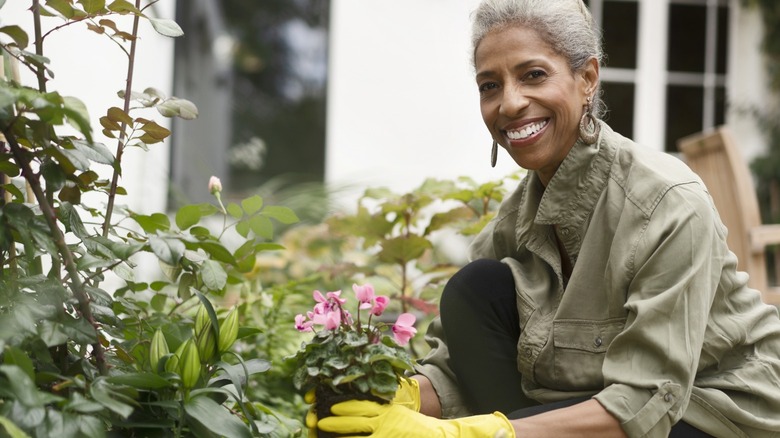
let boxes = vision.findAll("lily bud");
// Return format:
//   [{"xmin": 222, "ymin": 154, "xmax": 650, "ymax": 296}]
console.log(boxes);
[
  {"xmin": 165, "ymin": 339, "xmax": 188, "ymax": 374},
  {"xmin": 208, "ymin": 176, "xmax": 222, "ymax": 194},
  {"xmin": 150, "ymin": 328, "xmax": 169, "ymax": 372},
  {"xmin": 179, "ymin": 339, "xmax": 201, "ymax": 389},
  {"xmin": 194, "ymin": 304, "xmax": 210, "ymax": 334},
  {"xmin": 195, "ymin": 321, "xmax": 217, "ymax": 363},
  {"xmin": 218, "ymin": 307, "xmax": 239, "ymax": 354}
]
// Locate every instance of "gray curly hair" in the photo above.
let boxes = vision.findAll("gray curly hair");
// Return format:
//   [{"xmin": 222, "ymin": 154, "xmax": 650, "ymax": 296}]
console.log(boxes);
[{"xmin": 471, "ymin": 0, "xmax": 605, "ymax": 117}]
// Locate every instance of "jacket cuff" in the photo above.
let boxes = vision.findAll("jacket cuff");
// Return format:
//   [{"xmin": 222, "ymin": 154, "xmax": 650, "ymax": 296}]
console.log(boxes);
[
  {"xmin": 413, "ymin": 362, "xmax": 472, "ymax": 419},
  {"xmin": 594, "ymin": 382, "xmax": 683, "ymax": 438}
]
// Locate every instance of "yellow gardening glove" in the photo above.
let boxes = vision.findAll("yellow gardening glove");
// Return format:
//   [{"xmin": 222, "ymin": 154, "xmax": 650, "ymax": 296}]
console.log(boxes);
[
  {"xmin": 389, "ymin": 377, "xmax": 422, "ymax": 412},
  {"xmin": 306, "ymin": 378, "xmax": 422, "ymax": 436},
  {"xmin": 318, "ymin": 400, "xmax": 515, "ymax": 438}
]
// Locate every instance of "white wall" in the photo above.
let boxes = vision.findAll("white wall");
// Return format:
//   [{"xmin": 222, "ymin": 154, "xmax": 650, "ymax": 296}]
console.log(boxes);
[
  {"xmin": 326, "ymin": 0, "xmax": 518, "ymax": 206},
  {"xmin": 1, "ymin": 1, "xmax": 176, "ymax": 215}
]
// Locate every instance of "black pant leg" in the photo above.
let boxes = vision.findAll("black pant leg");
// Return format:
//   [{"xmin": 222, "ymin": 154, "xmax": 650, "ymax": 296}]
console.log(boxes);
[{"xmin": 440, "ymin": 258, "xmax": 538, "ymax": 414}]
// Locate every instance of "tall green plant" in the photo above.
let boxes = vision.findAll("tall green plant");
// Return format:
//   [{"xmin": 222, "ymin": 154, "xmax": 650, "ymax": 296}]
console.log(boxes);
[{"xmin": 0, "ymin": 1, "xmax": 301, "ymax": 436}]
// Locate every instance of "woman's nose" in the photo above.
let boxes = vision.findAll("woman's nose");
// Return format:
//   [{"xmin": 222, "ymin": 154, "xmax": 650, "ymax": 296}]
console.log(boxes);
[{"xmin": 499, "ymin": 84, "xmax": 530, "ymax": 117}]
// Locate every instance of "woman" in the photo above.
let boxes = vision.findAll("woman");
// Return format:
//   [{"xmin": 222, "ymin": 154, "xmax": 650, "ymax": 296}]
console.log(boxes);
[{"xmin": 314, "ymin": 0, "xmax": 780, "ymax": 436}]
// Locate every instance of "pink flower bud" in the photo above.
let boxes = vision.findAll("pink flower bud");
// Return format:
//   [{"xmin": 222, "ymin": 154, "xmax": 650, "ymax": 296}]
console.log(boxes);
[{"xmin": 208, "ymin": 176, "xmax": 222, "ymax": 194}]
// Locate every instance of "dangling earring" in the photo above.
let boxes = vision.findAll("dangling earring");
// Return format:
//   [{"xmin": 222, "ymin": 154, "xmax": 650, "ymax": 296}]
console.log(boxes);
[
  {"xmin": 579, "ymin": 96, "xmax": 600, "ymax": 145},
  {"xmin": 491, "ymin": 141, "xmax": 498, "ymax": 167}
]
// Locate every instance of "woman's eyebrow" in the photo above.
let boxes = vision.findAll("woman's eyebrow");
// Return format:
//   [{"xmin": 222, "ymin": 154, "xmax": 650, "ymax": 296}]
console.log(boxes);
[{"xmin": 476, "ymin": 59, "xmax": 544, "ymax": 81}]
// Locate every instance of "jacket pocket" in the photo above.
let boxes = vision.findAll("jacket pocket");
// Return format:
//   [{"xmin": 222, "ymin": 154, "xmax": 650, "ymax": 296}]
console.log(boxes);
[{"xmin": 551, "ymin": 318, "xmax": 625, "ymax": 390}]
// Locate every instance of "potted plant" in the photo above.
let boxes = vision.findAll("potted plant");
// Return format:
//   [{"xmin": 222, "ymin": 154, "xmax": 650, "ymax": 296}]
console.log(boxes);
[{"xmin": 289, "ymin": 283, "xmax": 417, "ymax": 437}]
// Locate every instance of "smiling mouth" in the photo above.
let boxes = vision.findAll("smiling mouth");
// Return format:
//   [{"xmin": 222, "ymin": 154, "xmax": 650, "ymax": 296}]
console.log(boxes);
[{"xmin": 506, "ymin": 119, "xmax": 549, "ymax": 140}]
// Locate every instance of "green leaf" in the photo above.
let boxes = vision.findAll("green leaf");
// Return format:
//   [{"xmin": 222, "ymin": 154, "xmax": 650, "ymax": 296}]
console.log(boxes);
[
  {"xmin": 70, "ymin": 139, "xmax": 114, "ymax": 165},
  {"xmin": 58, "ymin": 147, "xmax": 91, "ymax": 171},
  {"xmin": 107, "ymin": 372, "xmax": 172, "ymax": 389},
  {"xmin": 58, "ymin": 202, "xmax": 89, "ymax": 239},
  {"xmin": 241, "ymin": 195, "xmax": 263, "ymax": 215},
  {"xmin": 175, "ymin": 204, "xmax": 201, "ymax": 230},
  {"xmin": 131, "ymin": 213, "xmax": 170, "ymax": 233},
  {"xmin": 377, "ymin": 235, "xmax": 432, "ymax": 264},
  {"xmin": 200, "ymin": 260, "xmax": 227, "ymax": 291},
  {"xmin": 0, "ymin": 160, "xmax": 20, "ymax": 177},
  {"xmin": 77, "ymin": 415, "xmax": 105, "ymax": 438},
  {"xmin": 41, "ymin": 159, "xmax": 66, "ymax": 191},
  {"xmin": 62, "ymin": 96, "xmax": 92, "ymax": 140},
  {"xmin": 184, "ymin": 396, "xmax": 252, "ymax": 438},
  {"xmin": 235, "ymin": 220, "xmax": 250, "ymax": 238},
  {"xmin": 150, "ymin": 293, "xmax": 167, "ymax": 312},
  {"xmin": 149, "ymin": 235, "xmax": 185, "ymax": 265},
  {"xmin": 139, "ymin": 120, "xmax": 171, "ymax": 141},
  {"xmin": 0, "ymin": 365, "xmax": 62, "ymax": 407},
  {"xmin": 156, "ymin": 97, "xmax": 198, "ymax": 120},
  {"xmin": 262, "ymin": 205, "xmax": 299, "ymax": 224},
  {"xmin": 148, "ymin": 17, "xmax": 184, "ymax": 37},
  {"xmin": 198, "ymin": 241, "xmax": 236, "ymax": 265},
  {"xmin": 77, "ymin": 0, "xmax": 105, "ymax": 13},
  {"xmin": 236, "ymin": 327, "xmax": 262, "ymax": 340},
  {"xmin": 2, "ymin": 346, "xmax": 35, "ymax": 382},
  {"xmin": 248, "ymin": 215, "xmax": 273, "ymax": 240},
  {"xmin": 226, "ymin": 203, "xmax": 243, "ymax": 219},
  {"xmin": 0, "ymin": 415, "xmax": 32, "ymax": 438},
  {"xmin": 106, "ymin": 0, "xmax": 140, "ymax": 14},
  {"xmin": 89, "ymin": 379, "xmax": 135, "ymax": 419},
  {"xmin": 0, "ymin": 25, "xmax": 28, "ymax": 49},
  {"xmin": 65, "ymin": 392, "xmax": 105, "ymax": 414},
  {"xmin": 106, "ymin": 106, "xmax": 132, "ymax": 125}
]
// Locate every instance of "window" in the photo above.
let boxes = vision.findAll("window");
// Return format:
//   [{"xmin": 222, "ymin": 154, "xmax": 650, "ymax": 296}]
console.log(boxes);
[
  {"xmin": 586, "ymin": 0, "xmax": 729, "ymax": 152},
  {"xmin": 665, "ymin": 0, "xmax": 729, "ymax": 152},
  {"xmin": 587, "ymin": 0, "xmax": 640, "ymax": 139}
]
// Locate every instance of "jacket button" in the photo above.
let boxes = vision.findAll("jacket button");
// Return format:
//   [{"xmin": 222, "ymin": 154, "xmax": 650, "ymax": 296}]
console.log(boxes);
[
  {"xmin": 594, "ymin": 336, "xmax": 603, "ymax": 347},
  {"xmin": 664, "ymin": 393, "xmax": 673, "ymax": 403},
  {"xmin": 525, "ymin": 348, "xmax": 532, "ymax": 357}
]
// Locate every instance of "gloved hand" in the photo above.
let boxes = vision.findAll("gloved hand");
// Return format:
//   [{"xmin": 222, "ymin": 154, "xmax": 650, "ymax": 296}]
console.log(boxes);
[
  {"xmin": 305, "ymin": 378, "xmax": 422, "ymax": 436},
  {"xmin": 318, "ymin": 400, "xmax": 515, "ymax": 438}
]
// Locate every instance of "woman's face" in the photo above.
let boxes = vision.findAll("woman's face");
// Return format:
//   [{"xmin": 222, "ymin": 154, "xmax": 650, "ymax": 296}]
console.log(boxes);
[{"xmin": 475, "ymin": 25, "xmax": 598, "ymax": 186}]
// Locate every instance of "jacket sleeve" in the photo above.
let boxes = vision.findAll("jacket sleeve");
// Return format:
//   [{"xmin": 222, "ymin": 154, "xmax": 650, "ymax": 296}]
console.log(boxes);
[
  {"xmin": 413, "ymin": 316, "xmax": 473, "ymax": 418},
  {"xmin": 594, "ymin": 182, "xmax": 726, "ymax": 437},
  {"xmin": 413, "ymin": 219, "xmax": 501, "ymax": 418}
]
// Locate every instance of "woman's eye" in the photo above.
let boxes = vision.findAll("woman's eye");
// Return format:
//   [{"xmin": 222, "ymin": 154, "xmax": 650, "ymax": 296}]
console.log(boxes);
[
  {"xmin": 478, "ymin": 82, "xmax": 498, "ymax": 93},
  {"xmin": 525, "ymin": 70, "xmax": 546, "ymax": 81}
]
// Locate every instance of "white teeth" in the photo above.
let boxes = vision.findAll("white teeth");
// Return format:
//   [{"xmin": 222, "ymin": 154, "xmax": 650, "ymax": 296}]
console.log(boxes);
[{"xmin": 507, "ymin": 120, "xmax": 548, "ymax": 140}]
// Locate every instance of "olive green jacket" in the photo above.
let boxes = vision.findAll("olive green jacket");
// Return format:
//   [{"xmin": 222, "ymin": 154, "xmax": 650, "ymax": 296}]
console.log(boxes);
[{"xmin": 415, "ymin": 122, "xmax": 780, "ymax": 437}]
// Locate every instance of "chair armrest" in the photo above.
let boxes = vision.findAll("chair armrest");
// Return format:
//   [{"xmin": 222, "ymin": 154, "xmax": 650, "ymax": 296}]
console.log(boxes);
[{"xmin": 750, "ymin": 224, "xmax": 780, "ymax": 253}]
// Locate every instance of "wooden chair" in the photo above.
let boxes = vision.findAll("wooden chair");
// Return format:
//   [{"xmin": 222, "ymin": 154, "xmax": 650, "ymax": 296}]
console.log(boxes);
[{"xmin": 677, "ymin": 126, "xmax": 780, "ymax": 305}]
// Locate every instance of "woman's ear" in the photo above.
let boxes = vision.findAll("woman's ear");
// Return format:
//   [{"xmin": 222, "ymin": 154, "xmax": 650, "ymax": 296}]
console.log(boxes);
[{"xmin": 580, "ymin": 57, "xmax": 600, "ymax": 97}]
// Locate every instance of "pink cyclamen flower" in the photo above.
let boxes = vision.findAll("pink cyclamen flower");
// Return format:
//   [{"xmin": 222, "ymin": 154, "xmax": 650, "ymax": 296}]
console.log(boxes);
[
  {"xmin": 371, "ymin": 295, "xmax": 389, "ymax": 316},
  {"xmin": 323, "ymin": 309, "xmax": 341, "ymax": 330},
  {"xmin": 392, "ymin": 313, "xmax": 417, "ymax": 346},
  {"xmin": 353, "ymin": 283, "xmax": 375, "ymax": 309},
  {"xmin": 312, "ymin": 290, "xmax": 328, "ymax": 304},
  {"xmin": 294, "ymin": 314, "xmax": 313, "ymax": 332},
  {"xmin": 208, "ymin": 176, "xmax": 222, "ymax": 194},
  {"xmin": 326, "ymin": 290, "xmax": 347, "ymax": 305}
]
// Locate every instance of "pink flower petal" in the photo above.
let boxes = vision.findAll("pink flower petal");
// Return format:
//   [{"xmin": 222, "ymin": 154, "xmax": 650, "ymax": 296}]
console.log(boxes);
[{"xmin": 371, "ymin": 296, "xmax": 389, "ymax": 316}]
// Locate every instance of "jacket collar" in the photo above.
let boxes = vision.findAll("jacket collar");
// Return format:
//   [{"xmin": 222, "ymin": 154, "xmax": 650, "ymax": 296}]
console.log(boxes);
[{"xmin": 516, "ymin": 120, "xmax": 617, "ymax": 249}]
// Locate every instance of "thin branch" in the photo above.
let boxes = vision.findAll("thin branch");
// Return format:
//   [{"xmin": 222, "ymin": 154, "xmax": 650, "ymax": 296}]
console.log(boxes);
[
  {"xmin": 102, "ymin": 0, "xmax": 142, "ymax": 237},
  {"xmin": 31, "ymin": 0, "xmax": 47, "ymax": 92}
]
